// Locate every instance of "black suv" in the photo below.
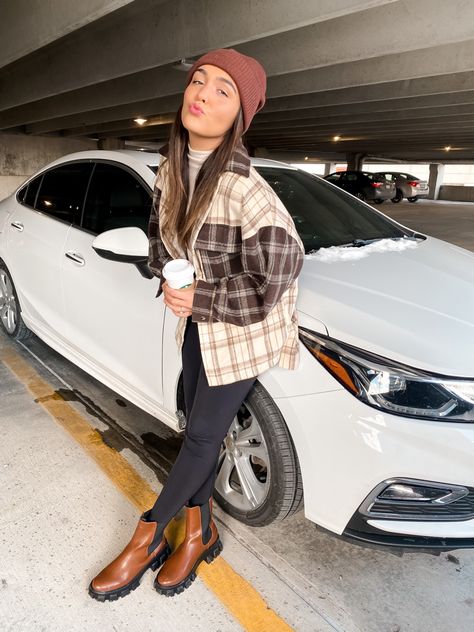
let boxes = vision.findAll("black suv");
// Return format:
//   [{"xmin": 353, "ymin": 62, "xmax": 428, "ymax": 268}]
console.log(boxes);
[{"xmin": 324, "ymin": 170, "xmax": 396, "ymax": 204}]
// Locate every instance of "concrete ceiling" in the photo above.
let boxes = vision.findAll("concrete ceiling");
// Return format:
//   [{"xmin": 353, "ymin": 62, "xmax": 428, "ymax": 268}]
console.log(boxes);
[{"xmin": 1, "ymin": 0, "xmax": 474, "ymax": 162}]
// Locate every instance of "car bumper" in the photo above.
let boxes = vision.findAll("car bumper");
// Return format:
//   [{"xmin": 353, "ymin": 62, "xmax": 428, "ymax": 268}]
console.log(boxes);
[
  {"xmin": 274, "ymin": 384, "xmax": 474, "ymax": 548},
  {"xmin": 366, "ymin": 188, "xmax": 395, "ymax": 200},
  {"xmin": 410, "ymin": 186, "xmax": 430, "ymax": 198}
]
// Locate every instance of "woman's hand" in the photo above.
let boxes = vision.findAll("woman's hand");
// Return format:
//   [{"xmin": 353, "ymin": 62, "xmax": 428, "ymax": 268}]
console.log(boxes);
[{"xmin": 162, "ymin": 279, "xmax": 196, "ymax": 318}]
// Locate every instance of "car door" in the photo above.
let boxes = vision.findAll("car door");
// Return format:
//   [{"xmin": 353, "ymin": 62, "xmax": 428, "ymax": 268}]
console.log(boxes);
[
  {"xmin": 60, "ymin": 160, "xmax": 166, "ymax": 406},
  {"xmin": 6, "ymin": 162, "xmax": 92, "ymax": 342}
]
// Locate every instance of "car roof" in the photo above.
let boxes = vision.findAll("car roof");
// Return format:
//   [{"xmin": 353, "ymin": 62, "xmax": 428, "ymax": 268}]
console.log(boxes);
[
  {"xmin": 33, "ymin": 148, "xmax": 298, "ymax": 171},
  {"xmin": 375, "ymin": 171, "xmax": 419, "ymax": 177}
]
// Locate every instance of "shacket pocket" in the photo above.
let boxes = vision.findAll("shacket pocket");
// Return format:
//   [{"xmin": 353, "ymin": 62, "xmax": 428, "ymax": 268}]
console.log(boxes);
[{"xmin": 194, "ymin": 237, "xmax": 243, "ymax": 283}]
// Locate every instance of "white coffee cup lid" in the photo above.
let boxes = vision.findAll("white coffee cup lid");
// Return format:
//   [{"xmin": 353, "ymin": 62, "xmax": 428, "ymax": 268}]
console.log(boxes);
[{"xmin": 162, "ymin": 259, "xmax": 195, "ymax": 288}]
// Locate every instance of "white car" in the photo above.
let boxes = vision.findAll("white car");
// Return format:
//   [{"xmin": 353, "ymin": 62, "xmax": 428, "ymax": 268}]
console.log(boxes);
[{"xmin": 1, "ymin": 149, "xmax": 473, "ymax": 550}]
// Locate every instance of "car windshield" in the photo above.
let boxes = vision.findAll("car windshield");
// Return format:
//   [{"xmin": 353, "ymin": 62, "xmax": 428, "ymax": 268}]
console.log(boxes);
[
  {"xmin": 147, "ymin": 163, "xmax": 411, "ymax": 254},
  {"xmin": 255, "ymin": 167, "xmax": 411, "ymax": 254}
]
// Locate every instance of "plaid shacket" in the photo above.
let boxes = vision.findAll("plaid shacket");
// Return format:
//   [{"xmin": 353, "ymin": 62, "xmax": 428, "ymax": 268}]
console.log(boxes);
[{"xmin": 147, "ymin": 140, "xmax": 305, "ymax": 386}]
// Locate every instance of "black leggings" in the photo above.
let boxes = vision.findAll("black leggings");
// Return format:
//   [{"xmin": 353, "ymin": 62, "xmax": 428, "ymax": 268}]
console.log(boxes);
[{"xmin": 148, "ymin": 316, "xmax": 257, "ymax": 525}]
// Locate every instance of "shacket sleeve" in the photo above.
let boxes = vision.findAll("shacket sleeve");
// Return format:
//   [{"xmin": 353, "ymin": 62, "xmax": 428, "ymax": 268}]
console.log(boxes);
[
  {"xmin": 147, "ymin": 177, "xmax": 173, "ymax": 298},
  {"xmin": 191, "ymin": 182, "xmax": 305, "ymax": 326}
]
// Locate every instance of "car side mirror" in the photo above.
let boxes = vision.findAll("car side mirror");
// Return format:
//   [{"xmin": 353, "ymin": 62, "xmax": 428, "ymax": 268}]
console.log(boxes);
[{"xmin": 92, "ymin": 226, "xmax": 149, "ymax": 264}]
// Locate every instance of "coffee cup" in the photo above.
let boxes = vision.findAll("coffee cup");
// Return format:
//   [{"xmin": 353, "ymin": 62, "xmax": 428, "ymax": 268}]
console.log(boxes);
[{"xmin": 162, "ymin": 259, "xmax": 195, "ymax": 289}]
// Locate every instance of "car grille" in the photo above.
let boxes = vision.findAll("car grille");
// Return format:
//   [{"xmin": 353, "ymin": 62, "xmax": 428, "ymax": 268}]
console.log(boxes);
[{"xmin": 369, "ymin": 489, "xmax": 474, "ymax": 520}]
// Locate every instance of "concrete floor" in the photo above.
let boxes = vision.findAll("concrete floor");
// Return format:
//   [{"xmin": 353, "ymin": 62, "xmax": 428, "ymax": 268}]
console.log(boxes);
[
  {"xmin": 375, "ymin": 198, "xmax": 474, "ymax": 252},
  {"xmin": 1, "ymin": 200, "xmax": 473, "ymax": 632}
]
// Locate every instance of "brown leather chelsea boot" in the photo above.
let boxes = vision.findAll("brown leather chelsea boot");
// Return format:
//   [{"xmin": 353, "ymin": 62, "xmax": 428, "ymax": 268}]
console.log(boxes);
[
  {"xmin": 153, "ymin": 498, "xmax": 223, "ymax": 596},
  {"xmin": 88, "ymin": 509, "xmax": 171, "ymax": 601}
]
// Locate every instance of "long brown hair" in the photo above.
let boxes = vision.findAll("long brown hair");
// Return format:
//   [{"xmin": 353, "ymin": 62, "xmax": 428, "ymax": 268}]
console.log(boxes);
[{"xmin": 157, "ymin": 103, "xmax": 245, "ymax": 255}]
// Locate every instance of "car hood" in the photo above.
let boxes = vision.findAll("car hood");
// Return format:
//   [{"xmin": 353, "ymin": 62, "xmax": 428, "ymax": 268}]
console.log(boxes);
[{"xmin": 297, "ymin": 237, "xmax": 474, "ymax": 377}]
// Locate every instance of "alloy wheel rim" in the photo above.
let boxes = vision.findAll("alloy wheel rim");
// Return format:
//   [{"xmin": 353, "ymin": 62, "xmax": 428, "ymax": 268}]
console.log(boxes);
[
  {"xmin": 0, "ymin": 272, "xmax": 17, "ymax": 334},
  {"xmin": 215, "ymin": 401, "xmax": 270, "ymax": 512}
]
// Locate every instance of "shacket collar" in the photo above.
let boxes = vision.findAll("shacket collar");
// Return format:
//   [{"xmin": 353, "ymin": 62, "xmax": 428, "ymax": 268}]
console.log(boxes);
[{"xmin": 157, "ymin": 139, "xmax": 251, "ymax": 177}]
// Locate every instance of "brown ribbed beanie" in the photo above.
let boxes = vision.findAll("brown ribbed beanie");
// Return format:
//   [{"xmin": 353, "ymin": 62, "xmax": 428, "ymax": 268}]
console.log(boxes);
[{"xmin": 185, "ymin": 48, "xmax": 267, "ymax": 134}]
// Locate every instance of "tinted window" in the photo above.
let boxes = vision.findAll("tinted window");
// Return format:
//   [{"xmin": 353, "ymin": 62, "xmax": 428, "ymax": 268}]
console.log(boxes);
[
  {"xmin": 23, "ymin": 175, "xmax": 42, "ymax": 208},
  {"xmin": 325, "ymin": 173, "xmax": 340, "ymax": 183},
  {"xmin": 36, "ymin": 163, "xmax": 92, "ymax": 223},
  {"xmin": 82, "ymin": 163, "xmax": 152, "ymax": 234},
  {"xmin": 255, "ymin": 167, "xmax": 409, "ymax": 253},
  {"xmin": 365, "ymin": 173, "xmax": 385, "ymax": 183}
]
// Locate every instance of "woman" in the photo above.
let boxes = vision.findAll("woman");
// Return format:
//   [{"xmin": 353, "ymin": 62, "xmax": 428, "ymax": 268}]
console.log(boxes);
[{"xmin": 89, "ymin": 48, "xmax": 305, "ymax": 601}]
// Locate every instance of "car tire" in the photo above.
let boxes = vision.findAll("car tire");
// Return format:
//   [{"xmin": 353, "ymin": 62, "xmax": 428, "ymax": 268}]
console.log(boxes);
[
  {"xmin": 0, "ymin": 261, "xmax": 33, "ymax": 340},
  {"xmin": 373, "ymin": 198, "xmax": 385, "ymax": 204},
  {"xmin": 391, "ymin": 189, "xmax": 403, "ymax": 203},
  {"xmin": 407, "ymin": 196, "xmax": 419, "ymax": 203},
  {"xmin": 356, "ymin": 192, "xmax": 366, "ymax": 202},
  {"xmin": 213, "ymin": 380, "xmax": 303, "ymax": 526}
]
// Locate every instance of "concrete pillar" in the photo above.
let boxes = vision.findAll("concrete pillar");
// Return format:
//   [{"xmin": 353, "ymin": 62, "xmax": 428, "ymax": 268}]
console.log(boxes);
[
  {"xmin": 98, "ymin": 137, "xmax": 125, "ymax": 150},
  {"xmin": 253, "ymin": 147, "xmax": 271, "ymax": 158},
  {"xmin": 428, "ymin": 163, "xmax": 445, "ymax": 200},
  {"xmin": 346, "ymin": 152, "xmax": 366, "ymax": 171},
  {"xmin": 324, "ymin": 162, "xmax": 337, "ymax": 176}
]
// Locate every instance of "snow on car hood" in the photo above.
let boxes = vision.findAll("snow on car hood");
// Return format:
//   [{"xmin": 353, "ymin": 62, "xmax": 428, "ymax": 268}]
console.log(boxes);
[{"xmin": 297, "ymin": 237, "xmax": 474, "ymax": 377}]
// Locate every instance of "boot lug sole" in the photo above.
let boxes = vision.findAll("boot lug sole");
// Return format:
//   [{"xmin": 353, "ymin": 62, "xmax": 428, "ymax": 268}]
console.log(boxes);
[
  {"xmin": 154, "ymin": 538, "xmax": 223, "ymax": 597},
  {"xmin": 88, "ymin": 542, "xmax": 171, "ymax": 602}
]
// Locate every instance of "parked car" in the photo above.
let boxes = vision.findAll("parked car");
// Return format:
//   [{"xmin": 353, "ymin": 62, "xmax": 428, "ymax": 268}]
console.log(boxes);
[
  {"xmin": 375, "ymin": 171, "xmax": 430, "ymax": 203},
  {"xmin": 324, "ymin": 170, "xmax": 396, "ymax": 204},
  {"xmin": 1, "ymin": 150, "xmax": 473, "ymax": 550}
]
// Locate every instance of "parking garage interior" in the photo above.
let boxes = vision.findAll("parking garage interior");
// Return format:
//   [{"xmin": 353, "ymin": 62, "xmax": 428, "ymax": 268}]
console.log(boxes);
[{"xmin": 1, "ymin": 2, "xmax": 474, "ymax": 631}]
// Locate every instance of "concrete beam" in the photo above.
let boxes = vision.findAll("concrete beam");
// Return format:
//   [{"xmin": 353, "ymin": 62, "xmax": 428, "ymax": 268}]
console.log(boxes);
[
  {"xmin": 0, "ymin": 0, "xmax": 136, "ymax": 69},
  {"xmin": 0, "ymin": 0, "xmax": 397, "ymax": 110},
  {"xmin": 250, "ymin": 114, "xmax": 474, "ymax": 133},
  {"xmin": 21, "ymin": 83, "xmax": 474, "ymax": 136},
  {"xmin": 50, "ymin": 104, "xmax": 474, "ymax": 140}
]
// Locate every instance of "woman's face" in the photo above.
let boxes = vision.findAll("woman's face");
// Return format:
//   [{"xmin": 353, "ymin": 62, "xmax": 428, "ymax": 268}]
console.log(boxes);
[{"xmin": 181, "ymin": 64, "xmax": 241, "ymax": 150}]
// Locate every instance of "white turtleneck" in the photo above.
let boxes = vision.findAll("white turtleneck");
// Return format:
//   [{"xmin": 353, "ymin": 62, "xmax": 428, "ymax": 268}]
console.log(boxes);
[
  {"xmin": 187, "ymin": 142, "xmax": 213, "ymax": 205},
  {"xmin": 185, "ymin": 142, "xmax": 213, "ymax": 260}
]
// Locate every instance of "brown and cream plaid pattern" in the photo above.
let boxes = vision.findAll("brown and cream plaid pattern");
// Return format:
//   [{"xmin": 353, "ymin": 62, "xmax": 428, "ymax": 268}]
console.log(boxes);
[{"xmin": 147, "ymin": 140, "xmax": 305, "ymax": 386}]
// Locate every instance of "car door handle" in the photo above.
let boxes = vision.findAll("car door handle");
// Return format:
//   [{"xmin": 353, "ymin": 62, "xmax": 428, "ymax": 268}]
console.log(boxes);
[
  {"xmin": 10, "ymin": 221, "xmax": 24, "ymax": 231},
  {"xmin": 65, "ymin": 251, "xmax": 85, "ymax": 266}
]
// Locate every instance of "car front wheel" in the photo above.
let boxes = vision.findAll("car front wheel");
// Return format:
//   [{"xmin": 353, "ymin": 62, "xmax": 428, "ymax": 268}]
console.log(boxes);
[
  {"xmin": 213, "ymin": 380, "xmax": 303, "ymax": 526},
  {"xmin": 0, "ymin": 261, "xmax": 32, "ymax": 340}
]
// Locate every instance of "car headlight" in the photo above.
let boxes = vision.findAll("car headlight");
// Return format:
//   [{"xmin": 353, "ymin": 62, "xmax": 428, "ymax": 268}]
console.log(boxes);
[{"xmin": 299, "ymin": 327, "xmax": 474, "ymax": 422}]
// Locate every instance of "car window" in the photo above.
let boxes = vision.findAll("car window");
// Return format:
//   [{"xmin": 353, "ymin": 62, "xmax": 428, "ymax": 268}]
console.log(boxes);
[
  {"xmin": 325, "ymin": 173, "xmax": 340, "ymax": 183},
  {"xmin": 366, "ymin": 173, "xmax": 385, "ymax": 182},
  {"xmin": 82, "ymin": 162, "xmax": 152, "ymax": 234},
  {"xmin": 380, "ymin": 173, "xmax": 393, "ymax": 181},
  {"xmin": 22, "ymin": 175, "xmax": 42, "ymax": 208},
  {"xmin": 35, "ymin": 163, "xmax": 93, "ymax": 224},
  {"xmin": 398, "ymin": 173, "xmax": 408, "ymax": 180},
  {"xmin": 255, "ymin": 167, "xmax": 408, "ymax": 253},
  {"xmin": 345, "ymin": 173, "xmax": 358, "ymax": 182}
]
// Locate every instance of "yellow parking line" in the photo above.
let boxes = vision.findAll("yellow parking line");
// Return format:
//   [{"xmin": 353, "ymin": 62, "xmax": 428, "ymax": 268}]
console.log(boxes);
[{"xmin": 1, "ymin": 345, "xmax": 293, "ymax": 632}]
